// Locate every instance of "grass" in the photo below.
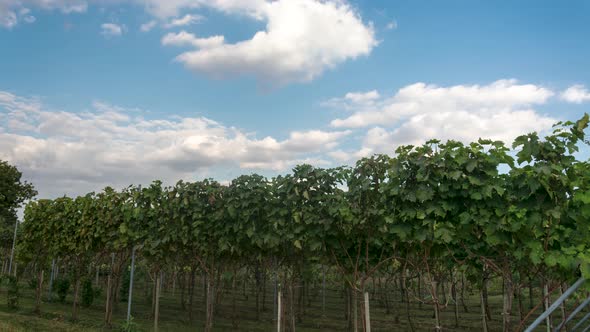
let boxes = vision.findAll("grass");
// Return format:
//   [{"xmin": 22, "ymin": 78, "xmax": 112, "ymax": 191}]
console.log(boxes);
[{"xmin": 0, "ymin": 275, "xmax": 563, "ymax": 331}]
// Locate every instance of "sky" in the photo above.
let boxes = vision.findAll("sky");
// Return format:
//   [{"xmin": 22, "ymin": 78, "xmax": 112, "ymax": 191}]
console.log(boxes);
[{"xmin": 1, "ymin": 0, "xmax": 590, "ymax": 199}]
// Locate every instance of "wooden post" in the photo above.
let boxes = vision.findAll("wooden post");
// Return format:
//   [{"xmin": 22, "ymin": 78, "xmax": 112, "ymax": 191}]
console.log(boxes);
[
  {"xmin": 126, "ymin": 247, "xmax": 136, "ymax": 323},
  {"xmin": 277, "ymin": 285, "xmax": 282, "ymax": 332},
  {"xmin": 364, "ymin": 292, "xmax": 371, "ymax": 332},
  {"xmin": 105, "ymin": 268, "xmax": 112, "ymax": 323},
  {"xmin": 48, "ymin": 259, "xmax": 55, "ymax": 300},
  {"xmin": 8, "ymin": 217, "xmax": 17, "ymax": 276},
  {"xmin": 481, "ymin": 290, "xmax": 488, "ymax": 332},
  {"xmin": 154, "ymin": 271, "xmax": 161, "ymax": 332},
  {"xmin": 353, "ymin": 288, "xmax": 358, "ymax": 332},
  {"xmin": 544, "ymin": 283, "xmax": 551, "ymax": 332},
  {"xmin": 322, "ymin": 265, "xmax": 326, "ymax": 317},
  {"xmin": 95, "ymin": 265, "xmax": 99, "ymax": 287},
  {"xmin": 433, "ymin": 281, "xmax": 441, "ymax": 331}
]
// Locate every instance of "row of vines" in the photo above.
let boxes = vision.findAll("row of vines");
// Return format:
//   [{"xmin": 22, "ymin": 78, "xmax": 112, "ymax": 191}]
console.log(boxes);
[{"xmin": 6, "ymin": 115, "xmax": 590, "ymax": 331}]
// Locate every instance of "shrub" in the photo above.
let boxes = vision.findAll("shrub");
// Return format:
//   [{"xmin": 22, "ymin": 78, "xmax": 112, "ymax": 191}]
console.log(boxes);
[
  {"xmin": 28, "ymin": 276, "xmax": 38, "ymax": 289},
  {"xmin": 6, "ymin": 275, "xmax": 19, "ymax": 309},
  {"xmin": 120, "ymin": 268, "xmax": 130, "ymax": 302},
  {"xmin": 118, "ymin": 315, "xmax": 139, "ymax": 332},
  {"xmin": 81, "ymin": 278, "xmax": 95, "ymax": 307},
  {"xmin": 55, "ymin": 278, "xmax": 70, "ymax": 303}
]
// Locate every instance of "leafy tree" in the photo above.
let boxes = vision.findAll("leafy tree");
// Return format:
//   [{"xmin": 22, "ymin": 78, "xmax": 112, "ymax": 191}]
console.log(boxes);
[
  {"xmin": 17, "ymin": 199, "xmax": 54, "ymax": 314},
  {"xmin": 225, "ymin": 174, "xmax": 273, "ymax": 322},
  {"xmin": 0, "ymin": 160, "xmax": 36, "ymax": 262}
]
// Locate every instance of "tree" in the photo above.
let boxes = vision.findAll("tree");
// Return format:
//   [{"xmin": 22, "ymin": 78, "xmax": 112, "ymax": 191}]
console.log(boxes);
[
  {"xmin": 17, "ymin": 199, "xmax": 52, "ymax": 314},
  {"xmin": 0, "ymin": 160, "xmax": 36, "ymax": 266}
]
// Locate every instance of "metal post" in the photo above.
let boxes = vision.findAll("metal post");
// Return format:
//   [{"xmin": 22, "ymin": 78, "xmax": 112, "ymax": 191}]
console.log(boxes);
[
  {"xmin": 525, "ymin": 277, "xmax": 586, "ymax": 332},
  {"xmin": 8, "ymin": 218, "xmax": 18, "ymax": 275},
  {"xmin": 127, "ymin": 247, "xmax": 136, "ymax": 322},
  {"xmin": 571, "ymin": 311, "xmax": 590, "ymax": 332},
  {"xmin": 556, "ymin": 296, "xmax": 590, "ymax": 331},
  {"xmin": 48, "ymin": 258, "xmax": 55, "ymax": 299}
]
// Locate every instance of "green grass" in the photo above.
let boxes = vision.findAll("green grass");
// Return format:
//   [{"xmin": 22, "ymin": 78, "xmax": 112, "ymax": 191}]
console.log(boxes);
[{"xmin": 0, "ymin": 277, "xmax": 559, "ymax": 331}]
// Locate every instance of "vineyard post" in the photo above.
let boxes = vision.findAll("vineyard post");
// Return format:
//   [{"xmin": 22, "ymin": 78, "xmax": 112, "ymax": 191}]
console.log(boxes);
[
  {"xmin": 277, "ymin": 284, "xmax": 281, "ymax": 332},
  {"xmin": 126, "ymin": 246, "xmax": 136, "ymax": 323},
  {"xmin": 544, "ymin": 283, "xmax": 551, "ymax": 332},
  {"xmin": 273, "ymin": 265, "xmax": 277, "ymax": 323},
  {"xmin": 433, "ymin": 280, "xmax": 441, "ymax": 331},
  {"xmin": 364, "ymin": 291, "xmax": 371, "ymax": 332},
  {"xmin": 480, "ymin": 289, "xmax": 488, "ymax": 332},
  {"xmin": 48, "ymin": 258, "xmax": 55, "ymax": 300},
  {"xmin": 322, "ymin": 264, "xmax": 326, "ymax": 317},
  {"xmin": 154, "ymin": 270, "xmax": 161, "ymax": 332},
  {"xmin": 8, "ymin": 217, "xmax": 17, "ymax": 275}
]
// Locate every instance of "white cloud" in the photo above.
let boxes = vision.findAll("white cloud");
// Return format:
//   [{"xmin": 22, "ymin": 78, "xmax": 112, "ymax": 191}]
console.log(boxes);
[
  {"xmin": 2, "ymin": 0, "xmax": 377, "ymax": 85},
  {"xmin": 101, "ymin": 22, "xmax": 125, "ymax": 37},
  {"xmin": 140, "ymin": 19, "xmax": 157, "ymax": 32},
  {"xmin": 322, "ymin": 90, "xmax": 381, "ymax": 110},
  {"xmin": 0, "ymin": 9, "xmax": 17, "ymax": 28},
  {"xmin": 331, "ymin": 79, "xmax": 554, "ymax": 128},
  {"xmin": 385, "ymin": 20, "xmax": 397, "ymax": 30},
  {"xmin": 161, "ymin": 0, "xmax": 377, "ymax": 85},
  {"xmin": 325, "ymin": 80, "xmax": 557, "ymax": 160},
  {"xmin": 138, "ymin": 0, "xmax": 266, "ymax": 19},
  {"xmin": 162, "ymin": 31, "xmax": 225, "ymax": 49},
  {"xmin": 163, "ymin": 13, "xmax": 203, "ymax": 28},
  {"xmin": 0, "ymin": 91, "xmax": 350, "ymax": 198},
  {"xmin": 23, "ymin": 15, "xmax": 36, "ymax": 23},
  {"xmin": 561, "ymin": 85, "xmax": 590, "ymax": 104},
  {"xmin": 0, "ymin": 0, "xmax": 86, "ymax": 28}
]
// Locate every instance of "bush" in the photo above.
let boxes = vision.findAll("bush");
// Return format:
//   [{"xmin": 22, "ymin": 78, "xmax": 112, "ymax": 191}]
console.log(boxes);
[
  {"xmin": 94, "ymin": 285, "xmax": 102, "ymax": 299},
  {"xmin": 81, "ymin": 278, "xmax": 95, "ymax": 307},
  {"xmin": 120, "ymin": 268, "xmax": 130, "ymax": 302},
  {"xmin": 55, "ymin": 278, "xmax": 70, "ymax": 303},
  {"xmin": 28, "ymin": 276, "xmax": 38, "ymax": 289},
  {"xmin": 6, "ymin": 275, "xmax": 19, "ymax": 309},
  {"xmin": 118, "ymin": 315, "xmax": 139, "ymax": 332}
]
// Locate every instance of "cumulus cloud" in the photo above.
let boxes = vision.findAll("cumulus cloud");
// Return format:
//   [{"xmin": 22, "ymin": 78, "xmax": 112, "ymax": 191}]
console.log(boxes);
[
  {"xmin": 0, "ymin": 91, "xmax": 350, "ymax": 198},
  {"xmin": 561, "ymin": 85, "xmax": 590, "ymax": 104},
  {"xmin": 322, "ymin": 90, "xmax": 381, "ymax": 110},
  {"xmin": 140, "ymin": 19, "xmax": 157, "ymax": 32},
  {"xmin": 330, "ymin": 79, "xmax": 554, "ymax": 128},
  {"xmin": 101, "ymin": 22, "xmax": 125, "ymax": 37},
  {"xmin": 162, "ymin": 31, "xmax": 225, "ymax": 49},
  {"xmin": 163, "ymin": 13, "xmax": 203, "ymax": 28},
  {"xmin": 2, "ymin": 0, "xmax": 377, "ymax": 85},
  {"xmin": 161, "ymin": 0, "xmax": 377, "ymax": 85},
  {"xmin": 325, "ymin": 80, "xmax": 557, "ymax": 160}
]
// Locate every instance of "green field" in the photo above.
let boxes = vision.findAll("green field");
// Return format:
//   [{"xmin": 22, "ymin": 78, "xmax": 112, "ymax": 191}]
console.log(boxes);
[{"xmin": 0, "ymin": 274, "xmax": 561, "ymax": 332}]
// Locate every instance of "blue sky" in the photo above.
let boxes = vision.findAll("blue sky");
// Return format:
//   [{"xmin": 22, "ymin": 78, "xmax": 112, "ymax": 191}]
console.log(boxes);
[{"xmin": 1, "ymin": 0, "xmax": 589, "ymax": 198}]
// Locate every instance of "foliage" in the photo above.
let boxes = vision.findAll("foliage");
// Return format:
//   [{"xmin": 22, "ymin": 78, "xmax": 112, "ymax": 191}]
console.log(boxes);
[
  {"xmin": 28, "ymin": 276, "xmax": 38, "ymax": 289},
  {"xmin": 55, "ymin": 278, "xmax": 70, "ymax": 304},
  {"xmin": 81, "ymin": 279, "xmax": 95, "ymax": 307},
  {"xmin": 12, "ymin": 114, "xmax": 590, "ymax": 331},
  {"xmin": 118, "ymin": 315, "xmax": 140, "ymax": 332},
  {"xmin": 0, "ymin": 160, "xmax": 36, "ymax": 249},
  {"xmin": 6, "ymin": 275, "xmax": 19, "ymax": 309},
  {"xmin": 120, "ymin": 268, "xmax": 130, "ymax": 302}
]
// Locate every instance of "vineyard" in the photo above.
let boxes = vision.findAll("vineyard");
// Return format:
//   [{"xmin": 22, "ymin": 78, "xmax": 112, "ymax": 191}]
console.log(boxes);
[{"xmin": 2, "ymin": 115, "xmax": 590, "ymax": 332}]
